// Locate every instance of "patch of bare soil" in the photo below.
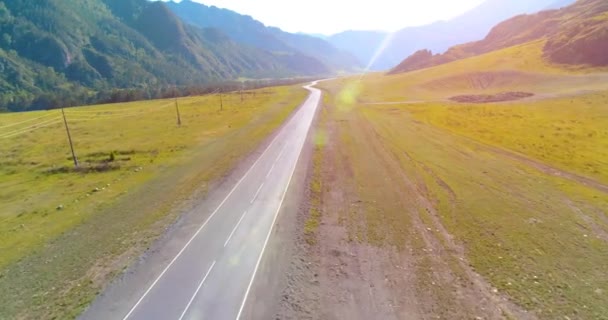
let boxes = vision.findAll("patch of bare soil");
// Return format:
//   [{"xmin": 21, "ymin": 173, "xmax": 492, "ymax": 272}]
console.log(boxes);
[
  {"xmin": 278, "ymin": 99, "xmax": 535, "ymax": 319},
  {"xmin": 450, "ymin": 92, "xmax": 534, "ymax": 103},
  {"xmin": 424, "ymin": 71, "xmax": 548, "ymax": 91}
]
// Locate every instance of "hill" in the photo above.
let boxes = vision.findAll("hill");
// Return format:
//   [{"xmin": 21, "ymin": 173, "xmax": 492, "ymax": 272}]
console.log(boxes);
[
  {"xmin": 309, "ymin": 14, "xmax": 608, "ymax": 316},
  {"xmin": 327, "ymin": 0, "xmax": 576, "ymax": 70},
  {"xmin": 165, "ymin": 0, "xmax": 361, "ymax": 72},
  {"xmin": 0, "ymin": 0, "xmax": 328, "ymax": 112},
  {"xmin": 389, "ymin": 0, "xmax": 608, "ymax": 74}
]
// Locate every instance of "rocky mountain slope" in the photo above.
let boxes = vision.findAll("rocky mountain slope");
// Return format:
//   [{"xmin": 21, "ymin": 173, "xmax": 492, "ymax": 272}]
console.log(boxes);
[
  {"xmin": 327, "ymin": 0, "xmax": 576, "ymax": 70},
  {"xmin": 389, "ymin": 0, "xmax": 608, "ymax": 74}
]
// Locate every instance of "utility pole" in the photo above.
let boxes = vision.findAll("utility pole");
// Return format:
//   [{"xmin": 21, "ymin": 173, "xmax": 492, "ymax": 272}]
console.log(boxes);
[
  {"xmin": 61, "ymin": 107, "xmax": 79, "ymax": 168},
  {"xmin": 219, "ymin": 92, "xmax": 223, "ymax": 111},
  {"xmin": 240, "ymin": 83, "xmax": 244, "ymax": 103},
  {"xmin": 173, "ymin": 85, "xmax": 182, "ymax": 126},
  {"xmin": 174, "ymin": 97, "xmax": 182, "ymax": 126}
]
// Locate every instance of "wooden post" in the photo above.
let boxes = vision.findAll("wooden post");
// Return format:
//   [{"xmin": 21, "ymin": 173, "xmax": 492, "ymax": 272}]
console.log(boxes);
[
  {"xmin": 61, "ymin": 107, "xmax": 78, "ymax": 168},
  {"xmin": 175, "ymin": 97, "xmax": 182, "ymax": 126}
]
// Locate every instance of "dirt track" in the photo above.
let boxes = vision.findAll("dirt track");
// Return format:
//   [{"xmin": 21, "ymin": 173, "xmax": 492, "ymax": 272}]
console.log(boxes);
[
  {"xmin": 449, "ymin": 92, "xmax": 534, "ymax": 103},
  {"xmin": 276, "ymin": 95, "xmax": 537, "ymax": 320}
]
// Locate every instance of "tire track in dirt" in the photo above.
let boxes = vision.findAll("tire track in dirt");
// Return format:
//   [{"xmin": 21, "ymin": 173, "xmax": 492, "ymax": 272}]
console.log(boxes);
[
  {"xmin": 359, "ymin": 112, "xmax": 535, "ymax": 320},
  {"xmin": 279, "ymin": 95, "xmax": 537, "ymax": 319}
]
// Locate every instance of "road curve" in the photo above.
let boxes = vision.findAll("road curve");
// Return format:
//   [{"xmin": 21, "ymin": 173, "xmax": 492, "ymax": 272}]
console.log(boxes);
[{"xmin": 80, "ymin": 82, "xmax": 322, "ymax": 320}]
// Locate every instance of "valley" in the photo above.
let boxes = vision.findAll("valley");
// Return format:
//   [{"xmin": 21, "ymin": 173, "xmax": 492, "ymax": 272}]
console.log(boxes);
[
  {"xmin": 0, "ymin": 0, "xmax": 607, "ymax": 319},
  {"xmin": 0, "ymin": 86, "xmax": 307, "ymax": 319},
  {"xmin": 278, "ymin": 12, "xmax": 608, "ymax": 319}
]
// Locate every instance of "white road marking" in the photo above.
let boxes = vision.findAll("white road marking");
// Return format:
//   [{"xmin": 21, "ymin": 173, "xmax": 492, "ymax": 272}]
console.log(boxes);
[
  {"xmin": 177, "ymin": 261, "xmax": 217, "ymax": 320},
  {"xmin": 266, "ymin": 163, "xmax": 276, "ymax": 179},
  {"xmin": 235, "ymin": 85, "xmax": 320, "ymax": 319},
  {"xmin": 224, "ymin": 211, "xmax": 248, "ymax": 247},
  {"xmin": 251, "ymin": 183, "xmax": 264, "ymax": 204},
  {"xmin": 265, "ymin": 144, "xmax": 287, "ymax": 180},
  {"xmin": 121, "ymin": 125, "xmax": 285, "ymax": 320},
  {"xmin": 274, "ymin": 143, "xmax": 288, "ymax": 165}
]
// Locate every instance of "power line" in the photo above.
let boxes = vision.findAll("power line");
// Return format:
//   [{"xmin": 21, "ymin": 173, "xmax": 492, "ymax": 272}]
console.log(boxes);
[
  {"xmin": 0, "ymin": 116, "xmax": 63, "ymax": 137},
  {"xmin": 0, "ymin": 91, "xmax": 207, "ymax": 140},
  {"xmin": 0, "ymin": 119, "xmax": 62, "ymax": 139},
  {"xmin": 63, "ymin": 101, "xmax": 173, "ymax": 115},
  {"xmin": 0, "ymin": 112, "xmax": 59, "ymax": 130},
  {"xmin": 66, "ymin": 104, "xmax": 173, "ymax": 122}
]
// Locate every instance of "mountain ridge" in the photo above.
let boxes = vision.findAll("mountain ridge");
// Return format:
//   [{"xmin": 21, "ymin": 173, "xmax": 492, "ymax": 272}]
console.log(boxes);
[
  {"xmin": 389, "ymin": 0, "xmax": 608, "ymax": 74},
  {"xmin": 327, "ymin": 0, "xmax": 577, "ymax": 70},
  {"xmin": 0, "ymin": 0, "xmax": 330, "ymax": 111},
  {"xmin": 165, "ymin": 0, "xmax": 361, "ymax": 72}
]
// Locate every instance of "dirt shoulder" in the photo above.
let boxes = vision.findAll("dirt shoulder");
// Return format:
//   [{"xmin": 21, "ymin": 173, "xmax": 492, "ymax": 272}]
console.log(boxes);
[
  {"xmin": 449, "ymin": 92, "xmax": 534, "ymax": 103},
  {"xmin": 279, "ymin": 92, "xmax": 531, "ymax": 320},
  {"xmin": 278, "ymin": 84, "xmax": 608, "ymax": 319}
]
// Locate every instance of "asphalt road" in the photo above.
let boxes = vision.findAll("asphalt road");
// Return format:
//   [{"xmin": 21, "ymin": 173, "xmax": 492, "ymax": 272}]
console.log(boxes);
[{"xmin": 81, "ymin": 82, "xmax": 322, "ymax": 320}]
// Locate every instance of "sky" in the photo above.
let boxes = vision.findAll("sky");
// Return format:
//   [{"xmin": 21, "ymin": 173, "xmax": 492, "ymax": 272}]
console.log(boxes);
[{"xmin": 166, "ymin": 0, "xmax": 486, "ymax": 35}]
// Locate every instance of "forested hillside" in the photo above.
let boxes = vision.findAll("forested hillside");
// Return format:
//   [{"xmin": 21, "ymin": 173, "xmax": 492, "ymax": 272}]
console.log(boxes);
[
  {"xmin": 0, "ymin": 0, "xmax": 328, "ymax": 112},
  {"xmin": 166, "ymin": 0, "xmax": 361, "ymax": 72}
]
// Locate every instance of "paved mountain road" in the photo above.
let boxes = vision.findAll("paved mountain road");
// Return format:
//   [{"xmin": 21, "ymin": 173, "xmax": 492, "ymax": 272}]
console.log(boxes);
[{"xmin": 81, "ymin": 82, "xmax": 322, "ymax": 320}]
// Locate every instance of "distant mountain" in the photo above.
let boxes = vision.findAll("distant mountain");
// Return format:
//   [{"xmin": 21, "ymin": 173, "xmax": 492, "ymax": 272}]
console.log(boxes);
[
  {"xmin": 328, "ymin": 31, "xmax": 389, "ymax": 68},
  {"xmin": 299, "ymin": 33, "xmax": 329, "ymax": 40},
  {"xmin": 267, "ymin": 27, "xmax": 361, "ymax": 72},
  {"xmin": 389, "ymin": 0, "xmax": 608, "ymax": 74},
  {"xmin": 327, "ymin": 0, "xmax": 577, "ymax": 70},
  {"xmin": 166, "ymin": 0, "xmax": 361, "ymax": 72},
  {"xmin": 0, "ymin": 0, "xmax": 330, "ymax": 111}
]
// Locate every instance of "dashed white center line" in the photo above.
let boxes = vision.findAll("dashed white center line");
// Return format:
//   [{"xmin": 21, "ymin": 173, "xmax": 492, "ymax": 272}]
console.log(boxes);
[
  {"xmin": 264, "ymin": 143, "xmax": 288, "ymax": 181},
  {"xmin": 177, "ymin": 260, "xmax": 216, "ymax": 320},
  {"xmin": 251, "ymin": 183, "xmax": 264, "ymax": 204},
  {"xmin": 224, "ymin": 211, "xmax": 248, "ymax": 247},
  {"xmin": 275, "ymin": 144, "xmax": 288, "ymax": 164},
  {"xmin": 266, "ymin": 163, "xmax": 276, "ymax": 179},
  {"xmin": 234, "ymin": 82, "xmax": 322, "ymax": 320}
]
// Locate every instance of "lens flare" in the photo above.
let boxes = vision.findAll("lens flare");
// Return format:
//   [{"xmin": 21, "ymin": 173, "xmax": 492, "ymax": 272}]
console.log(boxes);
[
  {"xmin": 314, "ymin": 130, "xmax": 328, "ymax": 147},
  {"xmin": 365, "ymin": 32, "xmax": 396, "ymax": 72},
  {"xmin": 337, "ymin": 81, "xmax": 362, "ymax": 112}
]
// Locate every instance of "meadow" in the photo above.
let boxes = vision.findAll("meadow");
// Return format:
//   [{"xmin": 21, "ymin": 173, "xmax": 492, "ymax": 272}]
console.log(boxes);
[
  {"xmin": 309, "ymin": 42, "xmax": 608, "ymax": 319},
  {"xmin": 408, "ymin": 91, "xmax": 608, "ymax": 185},
  {"xmin": 0, "ymin": 85, "xmax": 307, "ymax": 319},
  {"xmin": 350, "ymin": 41, "xmax": 608, "ymax": 103}
]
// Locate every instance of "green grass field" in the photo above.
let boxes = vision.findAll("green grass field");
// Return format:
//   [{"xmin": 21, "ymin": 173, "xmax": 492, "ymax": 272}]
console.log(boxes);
[
  {"xmin": 408, "ymin": 91, "xmax": 608, "ymax": 185},
  {"xmin": 312, "ymin": 41, "xmax": 608, "ymax": 319},
  {"xmin": 349, "ymin": 41, "xmax": 608, "ymax": 103},
  {"xmin": 0, "ymin": 86, "xmax": 307, "ymax": 319}
]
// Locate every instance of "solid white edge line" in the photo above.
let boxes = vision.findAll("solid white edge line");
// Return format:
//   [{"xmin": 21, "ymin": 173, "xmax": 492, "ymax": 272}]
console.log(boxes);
[
  {"xmin": 235, "ymin": 84, "xmax": 320, "ymax": 320},
  {"xmin": 224, "ymin": 211, "xmax": 248, "ymax": 247},
  {"xmin": 177, "ymin": 261, "xmax": 217, "ymax": 320},
  {"xmin": 121, "ymin": 116, "xmax": 286, "ymax": 320},
  {"xmin": 250, "ymin": 183, "xmax": 264, "ymax": 204}
]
